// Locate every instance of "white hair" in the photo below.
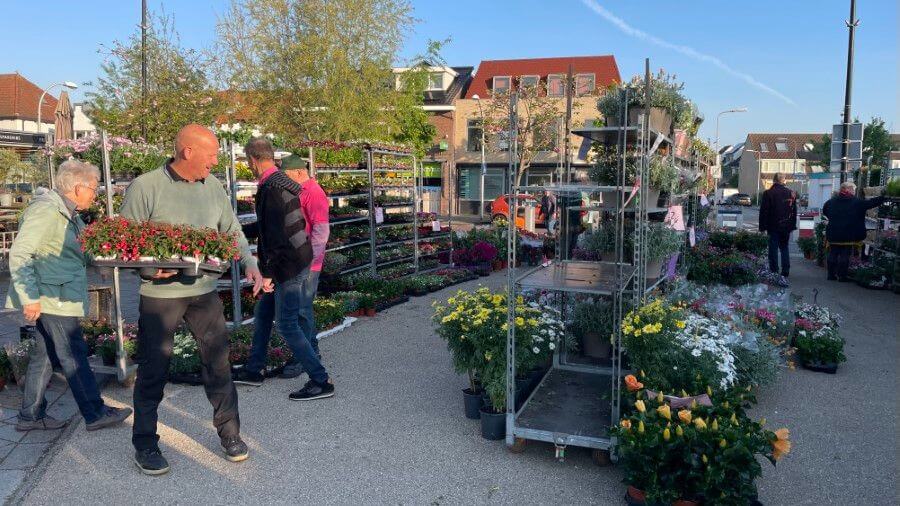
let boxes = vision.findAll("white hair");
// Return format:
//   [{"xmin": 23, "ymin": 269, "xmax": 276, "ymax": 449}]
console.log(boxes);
[
  {"xmin": 55, "ymin": 160, "xmax": 100, "ymax": 193},
  {"xmin": 840, "ymin": 181, "xmax": 856, "ymax": 192}
]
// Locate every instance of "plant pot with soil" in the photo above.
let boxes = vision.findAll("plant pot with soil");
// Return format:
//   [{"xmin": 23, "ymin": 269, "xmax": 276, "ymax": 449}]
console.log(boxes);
[
  {"xmin": 463, "ymin": 388, "xmax": 483, "ymax": 420},
  {"xmin": 479, "ymin": 405, "xmax": 506, "ymax": 440}
]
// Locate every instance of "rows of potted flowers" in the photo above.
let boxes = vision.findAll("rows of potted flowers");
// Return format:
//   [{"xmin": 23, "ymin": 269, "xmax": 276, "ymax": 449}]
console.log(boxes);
[
  {"xmin": 81, "ymin": 217, "xmax": 240, "ymax": 277},
  {"xmin": 319, "ymin": 176, "xmax": 369, "ymax": 196}
]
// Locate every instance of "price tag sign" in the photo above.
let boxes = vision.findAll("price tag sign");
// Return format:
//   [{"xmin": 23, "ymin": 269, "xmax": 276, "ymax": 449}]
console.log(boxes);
[
  {"xmin": 432, "ymin": 220, "xmax": 441, "ymax": 232},
  {"xmin": 665, "ymin": 205, "xmax": 685, "ymax": 231},
  {"xmin": 689, "ymin": 226, "xmax": 696, "ymax": 247},
  {"xmin": 375, "ymin": 207, "xmax": 384, "ymax": 224},
  {"xmin": 700, "ymin": 194, "xmax": 709, "ymax": 207}
]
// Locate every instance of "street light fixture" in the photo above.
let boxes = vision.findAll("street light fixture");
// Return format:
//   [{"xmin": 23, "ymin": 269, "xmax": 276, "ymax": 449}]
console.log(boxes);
[
  {"xmin": 714, "ymin": 107, "xmax": 748, "ymax": 177},
  {"xmin": 37, "ymin": 81, "xmax": 79, "ymax": 134},
  {"xmin": 472, "ymin": 94, "xmax": 487, "ymax": 222}
]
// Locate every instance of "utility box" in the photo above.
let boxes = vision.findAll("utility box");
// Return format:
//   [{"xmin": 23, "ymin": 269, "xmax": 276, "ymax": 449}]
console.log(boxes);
[
  {"xmin": 716, "ymin": 208, "xmax": 743, "ymax": 230},
  {"xmin": 798, "ymin": 212, "xmax": 818, "ymax": 239}
]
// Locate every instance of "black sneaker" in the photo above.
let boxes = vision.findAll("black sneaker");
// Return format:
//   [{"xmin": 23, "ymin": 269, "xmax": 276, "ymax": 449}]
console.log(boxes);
[
  {"xmin": 289, "ymin": 379, "xmax": 335, "ymax": 401},
  {"xmin": 232, "ymin": 368, "xmax": 264, "ymax": 387},
  {"xmin": 221, "ymin": 436, "xmax": 249, "ymax": 462},
  {"xmin": 86, "ymin": 406, "xmax": 133, "ymax": 431},
  {"xmin": 134, "ymin": 448, "xmax": 170, "ymax": 476}
]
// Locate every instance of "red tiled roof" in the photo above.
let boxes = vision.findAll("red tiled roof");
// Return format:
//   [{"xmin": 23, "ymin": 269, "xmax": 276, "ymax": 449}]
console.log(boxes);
[
  {"xmin": 464, "ymin": 55, "xmax": 620, "ymax": 99},
  {"xmin": 0, "ymin": 73, "xmax": 59, "ymax": 123},
  {"xmin": 744, "ymin": 133, "xmax": 826, "ymax": 160}
]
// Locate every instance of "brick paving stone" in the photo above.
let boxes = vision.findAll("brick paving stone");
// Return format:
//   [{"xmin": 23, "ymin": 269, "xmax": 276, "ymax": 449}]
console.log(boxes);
[
  {"xmin": 0, "ymin": 422, "xmax": 24, "ymax": 444},
  {"xmin": 0, "ymin": 469, "xmax": 26, "ymax": 503},
  {"xmin": 0, "ymin": 441, "xmax": 15, "ymax": 460},
  {"xmin": 0, "ymin": 442, "xmax": 47, "ymax": 470}
]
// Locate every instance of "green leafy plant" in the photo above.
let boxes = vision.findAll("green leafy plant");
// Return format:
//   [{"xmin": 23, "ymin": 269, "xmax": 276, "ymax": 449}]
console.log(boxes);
[
  {"xmin": 796, "ymin": 236, "xmax": 817, "ymax": 257},
  {"xmin": 0, "ymin": 347, "xmax": 11, "ymax": 382},
  {"xmin": 885, "ymin": 178, "xmax": 900, "ymax": 197},
  {"xmin": 646, "ymin": 224, "xmax": 683, "ymax": 262},
  {"xmin": 170, "ymin": 331, "xmax": 201, "ymax": 374}
]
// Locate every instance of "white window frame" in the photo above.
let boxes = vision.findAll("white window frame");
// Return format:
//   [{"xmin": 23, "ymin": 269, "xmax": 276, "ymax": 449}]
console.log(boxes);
[
  {"xmin": 775, "ymin": 142, "xmax": 789, "ymax": 152},
  {"xmin": 492, "ymin": 76, "xmax": 511, "ymax": 94},
  {"xmin": 575, "ymin": 73, "xmax": 595, "ymax": 96},
  {"xmin": 427, "ymin": 72, "xmax": 444, "ymax": 91},
  {"xmin": 759, "ymin": 142, "xmax": 769, "ymax": 152},
  {"xmin": 547, "ymin": 74, "xmax": 565, "ymax": 97},
  {"xmin": 519, "ymin": 75, "xmax": 540, "ymax": 90}
]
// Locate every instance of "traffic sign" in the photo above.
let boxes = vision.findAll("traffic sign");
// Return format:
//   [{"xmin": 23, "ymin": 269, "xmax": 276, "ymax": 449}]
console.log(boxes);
[{"xmin": 831, "ymin": 123, "xmax": 863, "ymax": 163}]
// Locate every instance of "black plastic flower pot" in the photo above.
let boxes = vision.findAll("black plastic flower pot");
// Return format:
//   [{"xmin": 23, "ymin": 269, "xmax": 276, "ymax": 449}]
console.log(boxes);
[
  {"xmin": 462, "ymin": 388, "xmax": 483, "ymax": 420},
  {"xmin": 801, "ymin": 359, "xmax": 838, "ymax": 374},
  {"xmin": 479, "ymin": 406, "xmax": 506, "ymax": 440}
]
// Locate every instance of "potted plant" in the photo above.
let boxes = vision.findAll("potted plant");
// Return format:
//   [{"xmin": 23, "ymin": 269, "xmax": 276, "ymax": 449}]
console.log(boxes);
[
  {"xmin": 95, "ymin": 326, "xmax": 138, "ymax": 366},
  {"xmin": 570, "ymin": 298, "xmax": 614, "ymax": 359},
  {"xmin": 471, "ymin": 241, "xmax": 498, "ymax": 276},
  {"xmin": 796, "ymin": 236, "xmax": 817, "ymax": 260},
  {"xmin": 597, "ymin": 70, "xmax": 693, "ymax": 135},
  {"xmin": 851, "ymin": 263, "xmax": 890, "ymax": 289},
  {"xmin": 645, "ymin": 224, "xmax": 682, "ymax": 281},
  {"xmin": 3, "ymin": 340, "xmax": 34, "ymax": 386},
  {"xmin": 169, "ymin": 331, "xmax": 203, "ymax": 384}
]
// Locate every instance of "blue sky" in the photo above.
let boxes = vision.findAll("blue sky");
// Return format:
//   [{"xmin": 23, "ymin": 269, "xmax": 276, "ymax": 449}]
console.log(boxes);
[{"xmin": 2, "ymin": 0, "xmax": 896, "ymax": 146}]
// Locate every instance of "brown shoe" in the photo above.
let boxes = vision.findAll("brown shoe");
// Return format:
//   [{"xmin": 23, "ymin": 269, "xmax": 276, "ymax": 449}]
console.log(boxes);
[{"xmin": 16, "ymin": 415, "xmax": 70, "ymax": 432}]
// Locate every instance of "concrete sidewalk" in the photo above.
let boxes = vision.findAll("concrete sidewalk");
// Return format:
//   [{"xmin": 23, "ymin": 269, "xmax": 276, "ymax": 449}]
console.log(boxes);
[{"xmin": 8, "ymin": 264, "xmax": 900, "ymax": 505}]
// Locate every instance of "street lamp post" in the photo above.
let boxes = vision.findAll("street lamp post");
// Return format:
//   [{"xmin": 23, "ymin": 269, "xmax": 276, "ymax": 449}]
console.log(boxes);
[
  {"xmin": 36, "ymin": 81, "xmax": 79, "ymax": 134},
  {"xmin": 744, "ymin": 148, "xmax": 764, "ymax": 205},
  {"xmin": 473, "ymin": 94, "xmax": 487, "ymax": 222},
  {"xmin": 714, "ymin": 107, "xmax": 748, "ymax": 182}
]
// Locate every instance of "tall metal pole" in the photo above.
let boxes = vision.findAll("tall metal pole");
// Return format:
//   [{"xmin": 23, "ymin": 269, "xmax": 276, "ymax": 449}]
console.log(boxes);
[
  {"xmin": 564, "ymin": 64, "xmax": 574, "ymax": 183},
  {"xmin": 141, "ymin": 0, "xmax": 148, "ymax": 140},
  {"xmin": 227, "ymin": 141, "xmax": 242, "ymax": 327},
  {"xmin": 101, "ymin": 130, "xmax": 127, "ymax": 380},
  {"xmin": 839, "ymin": 0, "xmax": 858, "ymax": 184}
]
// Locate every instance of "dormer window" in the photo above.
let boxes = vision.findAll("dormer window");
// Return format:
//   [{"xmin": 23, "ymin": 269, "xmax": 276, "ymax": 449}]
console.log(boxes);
[
  {"xmin": 427, "ymin": 73, "xmax": 443, "ymax": 91},
  {"xmin": 775, "ymin": 142, "xmax": 789, "ymax": 152},
  {"xmin": 519, "ymin": 75, "xmax": 539, "ymax": 90},
  {"xmin": 575, "ymin": 73, "xmax": 595, "ymax": 96},
  {"xmin": 493, "ymin": 76, "xmax": 511, "ymax": 93},
  {"xmin": 759, "ymin": 143, "xmax": 769, "ymax": 152},
  {"xmin": 547, "ymin": 74, "xmax": 565, "ymax": 97}
]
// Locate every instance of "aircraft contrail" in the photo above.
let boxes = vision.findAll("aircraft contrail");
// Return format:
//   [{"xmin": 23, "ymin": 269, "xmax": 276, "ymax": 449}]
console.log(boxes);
[{"xmin": 580, "ymin": 0, "xmax": 796, "ymax": 106}]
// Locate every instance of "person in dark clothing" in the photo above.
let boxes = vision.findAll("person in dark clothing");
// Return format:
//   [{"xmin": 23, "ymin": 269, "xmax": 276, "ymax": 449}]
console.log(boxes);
[
  {"xmin": 758, "ymin": 173, "xmax": 797, "ymax": 277},
  {"xmin": 539, "ymin": 191, "xmax": 557, "ymax": 233},
  {"xmin": 822, "ymin": 181, "xmax": 885, "ymax": 281},
  {"xmin": 232, "ymin": 138, "xmax": 334, "ymax": 402}
]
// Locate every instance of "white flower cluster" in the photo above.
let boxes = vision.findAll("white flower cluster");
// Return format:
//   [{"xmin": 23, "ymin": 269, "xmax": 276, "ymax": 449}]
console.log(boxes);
[
  {"xmin": 795, "ymin": 302, "xmax": 842, "ymax": 327},
  {"xmin": 675, "ymin": 313, "xmax": 738, "ymax": 389}
]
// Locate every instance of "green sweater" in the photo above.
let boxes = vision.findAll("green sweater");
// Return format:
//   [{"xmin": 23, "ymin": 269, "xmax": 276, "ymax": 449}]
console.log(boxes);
[{"xmin": 120, "ymin": 165, "xmax": 257, "ymax": 299}]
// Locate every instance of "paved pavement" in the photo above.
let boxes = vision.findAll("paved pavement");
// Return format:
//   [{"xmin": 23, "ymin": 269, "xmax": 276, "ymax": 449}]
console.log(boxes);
[{"xmin": 4, "ymin": 255, "xmax": 898, "ymax": 504}]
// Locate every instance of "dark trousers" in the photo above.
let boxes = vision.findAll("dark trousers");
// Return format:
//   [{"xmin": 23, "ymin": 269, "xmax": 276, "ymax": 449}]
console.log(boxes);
[
  {"xmin": 132, "ymin": 292, "xmax": 239, "ymax": 451},
  {"xmin": 20, "ymin": 314, "xmax": 106, "ymax": 423},
  {"xmin": 767, "ymin": 231, "xmax": 790, "ymax": 275},
  {"xmin": 827, "ymin": 245, "xmax": 853, "ymax": 280}
]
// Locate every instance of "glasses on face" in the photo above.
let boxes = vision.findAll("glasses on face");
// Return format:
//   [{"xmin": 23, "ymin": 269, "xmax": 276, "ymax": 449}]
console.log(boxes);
[{"xmin": 77, "ymin": 183, "xmax": 98, "ymax": 194}]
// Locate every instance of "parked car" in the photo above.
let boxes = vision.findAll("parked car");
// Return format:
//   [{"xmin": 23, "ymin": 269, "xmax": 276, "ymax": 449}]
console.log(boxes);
[
  {"xmin": 490, "ymin": 194, "xmax": 544, "ymax": 228},
  {"xmin": 725, "ymin": 193, "xmax": 752, "ymax": 206}
]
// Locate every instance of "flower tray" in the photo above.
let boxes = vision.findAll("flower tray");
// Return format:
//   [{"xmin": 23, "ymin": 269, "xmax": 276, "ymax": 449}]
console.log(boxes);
[
  {"xmin": 374, "ymin": 295, "xmax": 409, "ymax": 312},
  {"xmin": 801, "ymin": 359, "xmax": 838, "ymax": 374},
  {"xmin": 94, "ymin": 259, "xmax": 230, "ymax": 279}
]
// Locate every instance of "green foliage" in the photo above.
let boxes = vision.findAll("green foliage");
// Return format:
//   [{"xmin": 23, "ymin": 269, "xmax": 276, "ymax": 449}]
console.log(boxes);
[
  {"xmin": 88, "ymin": 9, "xmax": 223, "ymax": 144},
  {"xmin": 597, "ymin": 69, "xmax": 697, "ymax": 130},
  {"xmin": 217, "ymin": 0, "xmax": 434, "ymax": 153},
  {"xmin": 170, "ymin": 331, "xmax": 201, "ymax": 374},
  {"xmin": 795, "ymin": 326, "xmax": 846, "ymax": 365},
  {"xmin": 796, "ymin": 236, "xmax": 816, "ymax": 256},
  {"xmin": 862, "ymin": 117, "xmax": 898, "ymax": 169},
  {"xmin": 0, "ymin": 346, "xmax": 11, "ymax": 379},
  {"xmin": 886, "ymin": 179, "xmax": 900, "ymax": 197},
  {"xmin": 646, "ymin": 224, "xmax": 683, "ymax": 262},
  {"xmin": 569, "ymin": 297, "xmax": 615, "ymax": 344}
]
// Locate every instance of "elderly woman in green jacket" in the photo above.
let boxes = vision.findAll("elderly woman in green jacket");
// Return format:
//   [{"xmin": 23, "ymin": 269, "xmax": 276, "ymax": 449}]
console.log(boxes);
[{"xmin": 6, "ymin": 160, "xmax": 131, "ymax": 432}]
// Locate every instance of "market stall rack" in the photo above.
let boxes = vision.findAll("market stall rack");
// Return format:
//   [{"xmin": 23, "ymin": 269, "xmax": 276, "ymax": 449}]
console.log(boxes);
[{"xmin": 505, "ymin": 61, "xmax": 672, "ymax": 459}]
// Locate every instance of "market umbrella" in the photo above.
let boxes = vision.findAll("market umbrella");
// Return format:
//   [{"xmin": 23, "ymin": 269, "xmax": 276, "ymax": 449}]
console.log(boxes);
[{"xmin": 53, "ymin": 90, "xmax": 74, "ymax": 141}]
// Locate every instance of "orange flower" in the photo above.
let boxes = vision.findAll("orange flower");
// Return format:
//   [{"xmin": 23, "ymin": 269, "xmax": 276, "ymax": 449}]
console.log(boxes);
[
  {"xmin": 620, "ymin": 419, "xmax": 632, "ymax": 430},
  {"xmin": 678, "ymin": 409, "xmax": 692, "ymax": 424},
  {"xmin": 772, "ymin": 428, "xmax": 791, "ymax": 461},
  {"xmin": 625, "ymin": 374, "xmax": 644, "ymax": 392}
]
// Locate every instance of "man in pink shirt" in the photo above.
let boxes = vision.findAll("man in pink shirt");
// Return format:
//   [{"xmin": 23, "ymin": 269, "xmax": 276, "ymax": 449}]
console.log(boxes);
[{"xmin": 280, "ymin": 154, "xmax": 330, "ymax": 377}]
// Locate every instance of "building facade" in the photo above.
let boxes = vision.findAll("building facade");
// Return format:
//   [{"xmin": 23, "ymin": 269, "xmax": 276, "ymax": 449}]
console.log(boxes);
[
  {"xmin": 451, "ymin": 55, "xmax": 620, "ymax": 217},
  {"xmin": 737, "ymin": 133, "xmax": 825, "ymax": 200},
  {"xmin": 0, "ymin": 73, "xmax": 58, "ymax": 158}
]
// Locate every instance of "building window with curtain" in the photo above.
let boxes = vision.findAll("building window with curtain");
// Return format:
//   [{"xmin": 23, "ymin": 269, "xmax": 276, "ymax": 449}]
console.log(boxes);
[{"xmin": 547, "ymin": 74, "xmax": 565, "ymax": 97}]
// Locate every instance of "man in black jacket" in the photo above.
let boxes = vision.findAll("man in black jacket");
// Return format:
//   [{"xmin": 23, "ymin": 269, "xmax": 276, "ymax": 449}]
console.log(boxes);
[
  {"xmin": 822, "ymin": 181, "xmax": 884, "ymax": 281},
  {"xmin": 232, "ymin": 138, "xmax": 334, "ymax": 401},
  {"xmin": 758, "ymin": 173, "xmax": 797, "ymax": 277}
]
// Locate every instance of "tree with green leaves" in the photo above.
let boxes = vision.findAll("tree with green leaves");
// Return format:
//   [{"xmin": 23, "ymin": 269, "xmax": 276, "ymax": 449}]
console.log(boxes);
[
  {"xmin": 87, "ymin": 10, "xmax": 223, "ymax": 145},
  {"xmin": 216, "ymin": 0, "xmax": 436, "ymax": 155},
  {"xmin": 862, "ymin": 117, "xmax": 897, "ymax": 168}
]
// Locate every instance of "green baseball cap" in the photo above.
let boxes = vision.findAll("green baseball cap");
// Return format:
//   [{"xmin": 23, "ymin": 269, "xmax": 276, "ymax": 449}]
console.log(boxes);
[{"xmin": 280, "ymin": 154, "xmax": 308, "ymax": 170}]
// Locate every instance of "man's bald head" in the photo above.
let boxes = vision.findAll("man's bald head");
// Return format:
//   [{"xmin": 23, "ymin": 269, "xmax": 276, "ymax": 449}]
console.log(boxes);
[{"xmin": 171, "ymin": 123, "xmax": 219, "ymax": 181}]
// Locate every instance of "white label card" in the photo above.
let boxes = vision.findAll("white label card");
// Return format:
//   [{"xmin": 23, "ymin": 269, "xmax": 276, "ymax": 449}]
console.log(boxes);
[
  {"xmin": 432, "ymin": 220, "xmax": 441, "ymax": 232},
  {"xmin": 689, "ymin": 226, "xmax": 696, "ymax": 247},
  {"xmin": 700, "ymin": 194, "xmax": 709, "ymax": 207},
  {"xmin": 375, "ymin": 207, "xmax": 384, "ymax": 224}
]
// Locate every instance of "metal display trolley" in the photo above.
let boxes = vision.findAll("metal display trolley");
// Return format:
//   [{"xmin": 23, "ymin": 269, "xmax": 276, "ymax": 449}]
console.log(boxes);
[
  {"xmin": 866, "ymin": 196, "xmax": 900, "ymax": 292},
  {"xmin": 504, "ymin": 62, "xmax": 674, "ymax": 459}
]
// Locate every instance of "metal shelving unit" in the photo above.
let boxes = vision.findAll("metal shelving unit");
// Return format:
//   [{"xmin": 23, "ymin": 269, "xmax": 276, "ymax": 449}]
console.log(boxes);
[{"xmin": 505, "ymin": 61, "xmax": 670, "ymax": 456}]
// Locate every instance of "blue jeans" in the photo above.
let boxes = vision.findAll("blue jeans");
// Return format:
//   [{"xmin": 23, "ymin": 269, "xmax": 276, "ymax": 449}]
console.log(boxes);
[
  {"xmin": 19, "ymin": 314, "xmax": 106, "ymax": 424},
  {"xmin": 247, "ymin": 269, "xmax": 326, "ymax": 383},
  {"xmin": 767, "ymin": 231, "xmax": 790, "ymax": 275}
]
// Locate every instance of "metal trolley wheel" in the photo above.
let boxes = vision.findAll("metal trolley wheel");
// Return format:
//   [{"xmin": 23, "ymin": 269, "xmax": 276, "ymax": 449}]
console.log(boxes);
[{"xmin": 506, "ymin": 437, "xmax": 527, "ymax": 454}]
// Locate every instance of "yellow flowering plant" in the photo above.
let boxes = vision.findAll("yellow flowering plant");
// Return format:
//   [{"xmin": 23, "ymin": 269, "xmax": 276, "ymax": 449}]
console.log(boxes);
[
  {"xmin": 613, "ymin": 377, "xmax": 790, "ymax": 505},
  {"xmin": 433, "ymin": 287, "xmax": 565, "ymax": 411}
]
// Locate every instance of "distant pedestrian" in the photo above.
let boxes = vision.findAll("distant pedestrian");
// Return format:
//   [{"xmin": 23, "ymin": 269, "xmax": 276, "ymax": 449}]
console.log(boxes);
[
  {"xmin": 758, "ymin": 173, "xmax": 797, "ymax": 277},
  {"xmin": 822, "ymin": 181, "xmax": 884, "ymax": 281},
  {"xmin": 6, "ymin": 160, "xmax": 132, "ymax": 433},
  {"xmin": 232, "ymin": 139, "xmax": 334, "ymax": 402},
  {"xmin": 540, "ymin": 190, "xmax": 557, "ymax": 233}
]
